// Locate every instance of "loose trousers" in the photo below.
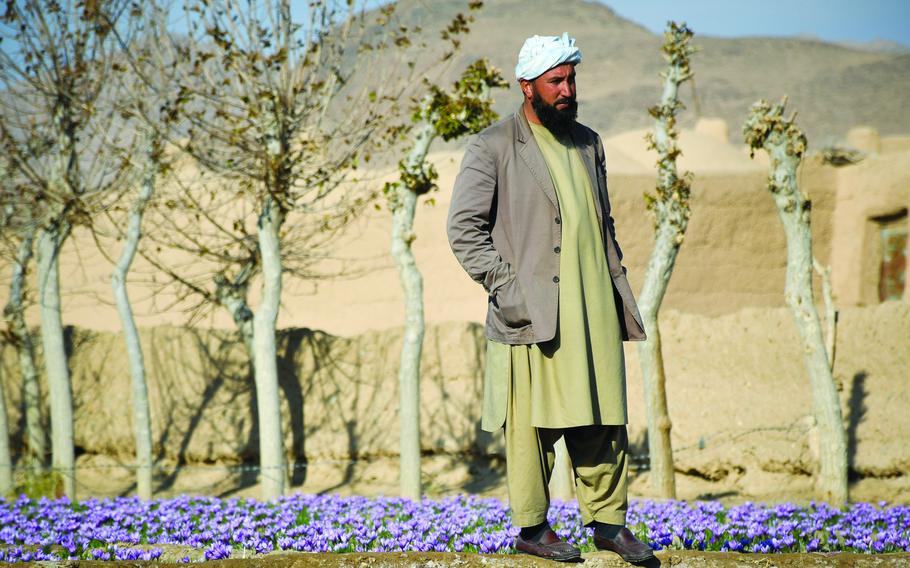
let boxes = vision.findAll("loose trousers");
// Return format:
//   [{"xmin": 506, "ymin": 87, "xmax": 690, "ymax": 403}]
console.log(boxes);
[{"xmin": 504, "ymin": 342, "xmax": 629, "ymax": 527}]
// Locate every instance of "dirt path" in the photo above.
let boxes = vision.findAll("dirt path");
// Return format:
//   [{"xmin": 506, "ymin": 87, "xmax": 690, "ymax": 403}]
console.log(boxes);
[{"xmin": 53, "ymin": 550, "xmax": 910, "ymax": 567}]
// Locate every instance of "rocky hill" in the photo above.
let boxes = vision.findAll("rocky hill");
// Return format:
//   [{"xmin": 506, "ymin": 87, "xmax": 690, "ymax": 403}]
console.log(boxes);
[{"xmin": 398, "ymin": 0, "xmax": 910, "ymax": 144}]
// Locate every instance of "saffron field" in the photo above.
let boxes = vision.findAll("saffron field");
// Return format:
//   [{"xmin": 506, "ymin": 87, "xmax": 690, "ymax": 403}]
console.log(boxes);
[{"xmin": 0, "ymin": 494, "xmax": 909, "ymax": 562}]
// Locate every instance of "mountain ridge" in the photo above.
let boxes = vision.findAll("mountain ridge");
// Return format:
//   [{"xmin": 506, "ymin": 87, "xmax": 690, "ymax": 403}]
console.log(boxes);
[{"xmin": 397, "ymin": 0, "xmax": 910, "ymax": 144}]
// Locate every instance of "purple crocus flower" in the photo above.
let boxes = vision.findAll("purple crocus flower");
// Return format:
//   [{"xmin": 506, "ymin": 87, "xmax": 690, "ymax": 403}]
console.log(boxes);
[{"xmin": 204, "ymin": 542, "xmax": 231, "ymax": 560}]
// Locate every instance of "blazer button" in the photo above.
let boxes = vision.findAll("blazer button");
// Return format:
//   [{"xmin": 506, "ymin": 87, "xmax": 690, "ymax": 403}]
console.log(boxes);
[
  {"xmin": 553, "ymin": 246, "xmax": 561, "ymax": 253},
  {"xmin": 552, "ymin": 276, "xmax": 560, "ymax": 283},
  {"xmin": 554, "ymin": 217, "xmax": 561, "ymax": 224}
]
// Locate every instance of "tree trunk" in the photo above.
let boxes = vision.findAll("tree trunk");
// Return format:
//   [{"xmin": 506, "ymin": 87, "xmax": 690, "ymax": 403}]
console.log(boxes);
[
  {"xmin": 779, "ymin": 206, "xmax": 847, "ymax": 502},
  {"xmin": 215, "ymin": 268, "xmax": 256, "ymax": 359},
  {"xmin": 636, "ymin": 221, "xmax": 680, "ymax": 499},
  {"xmin": 386, "ymin": 62, "xmax": 505, "ymax": 499},
  {"xmin": 111, "ymin": 152, "xmax": 156, "ymax": 500},
  {"xmin": 745, "ymin": 99, "xmax": 848, "ymax": 503},
  {"xmin": 391, "ymin": 122, "xmax": 435, "ymax": 501},
  {"xmin": 253, "ymin": 197, "xmax": 285, "ymax": 500},
  {"xmin": 813, "ymin": 258, "xmax": 837, "ymax": 370},
  {"xmin": 4, "ymin": 230, "xmax": 45, "ymax": 465},
  {"xmin": 36, "ymin": 220, "xmax": 75, "ymax": 497},
  {"xmin": 773, "ymin": 179, "xmax": 847, "ymax": 503},
  {"xmin": 635, "ymin": 23, "xmax": 694, "ymax": 499},
  {"xmin": 0, "ymin": 362, "xmax": 11, "ymax": 495},
  {"xmin": 636, "ymin": 314, "xmax": 674, "ymax": 499}
]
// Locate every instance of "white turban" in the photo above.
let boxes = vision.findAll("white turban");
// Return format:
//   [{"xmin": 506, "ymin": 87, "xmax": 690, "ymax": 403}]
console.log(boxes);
[{"xmin": 515, "ymin": 32, "xmax": 582, "ymax": 81}]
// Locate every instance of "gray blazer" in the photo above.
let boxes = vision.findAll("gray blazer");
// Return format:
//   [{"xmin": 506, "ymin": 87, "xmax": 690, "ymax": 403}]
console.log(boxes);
[{"xmin": 446, "ymin": 106, "xmax": 646, "ymax": 344}]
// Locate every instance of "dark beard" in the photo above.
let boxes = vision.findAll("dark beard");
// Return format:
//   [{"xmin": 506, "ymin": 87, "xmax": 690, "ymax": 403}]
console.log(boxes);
[{"xmin": 531, "ymin": 91, "xmax": 577, "ymax": 139}]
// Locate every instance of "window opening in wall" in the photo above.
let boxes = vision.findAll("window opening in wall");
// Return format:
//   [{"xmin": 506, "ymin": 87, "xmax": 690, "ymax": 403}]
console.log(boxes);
[{"xmin": 877, "ymin": 210, "xmax": 907, "ymax": 302}]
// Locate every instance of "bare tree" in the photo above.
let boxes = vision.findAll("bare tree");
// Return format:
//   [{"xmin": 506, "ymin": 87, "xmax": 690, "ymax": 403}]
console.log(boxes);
[
  {"xmin": 1, "ymin": 191, "xmax": 44, "ymax": 468},
  {"xmin": 0, "ymin": 182, "xmax": 27, "ymax": 495},
  {"xmin": 385, "ymin": 58, "xmax": 506, "ymax": 499},
  {"xmin": 743, "ymin": 97, "xmax": 848, "ymax": 503},
  {"xmin": 0, "ymin": 179, "xmax": 33, "ymax": 497},
  {"xmin": 0, "ymin": 340, "xmax": 10, "ymax": 494},
  {"xmin": 128, "ymin": 0, "xmax": 468, "ymax": 499},
  {"xmin": 106, "ymin": 129, "xmax": 162, "ymax": 500},
  {"xmin": 636, "ymin": 22, "xmax": 695, "ymax": 499},
  {"xmin": 0, "ymin": 0, "xmax": 138, "ymax": 498},
  {"xmin": 89, "ymin": 26, "xmax": 181, "ymax": 500}
]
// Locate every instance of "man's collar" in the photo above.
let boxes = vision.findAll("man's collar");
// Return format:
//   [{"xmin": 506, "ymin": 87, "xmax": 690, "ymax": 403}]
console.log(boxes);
[{"xmin": 515, "ymin": 103, "xmax": 532, "ymax": 144}]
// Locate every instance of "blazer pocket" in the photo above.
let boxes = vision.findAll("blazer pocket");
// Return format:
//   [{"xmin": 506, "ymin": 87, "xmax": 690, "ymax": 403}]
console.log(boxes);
[{"xmin": 492, "ymin": 276, "xmax": 532, "ymax": 328}]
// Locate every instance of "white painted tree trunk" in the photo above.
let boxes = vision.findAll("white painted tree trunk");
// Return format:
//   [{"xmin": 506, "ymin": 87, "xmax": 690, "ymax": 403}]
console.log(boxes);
[
  {"xmin": 391, "ymin": 122, "xmax": 435, "ymax": 501},
  {"xmin": 637, "ymin": 220, "xmax": 681, "ymax": 498},
  {"xmin": 386, "ymin": 63, "xmax": 504, "ymax": 500},
  {"xmin": 748, "ymin": 102, "xmax": 848, "ymax": 503},
  {"xmin": 772, "ymin": 165, "xmax": 847, "ymax": 503},
  {"xmin": 635, "ymin": 27, "xmax": 693, "ymax": 499},
  {"xmin": 36, "ymin": 221, "xmax": 75, "ymax": 497},
  {"xmin": 637, "ymin": 220, "xmax": 681, "ymax": 499},
  {"xmin": 111, "ymin": 151, "xmax": 156, "ymax": 500},
  {"xmin": 215, "ymin": 269, "xmax": 256, "ymax": 359},
  {"xmin": 4, "ymin": 230, "xmax": 45, "ymax": 465},
  {"xmin": 0, "ymin": 362, "xmax": 11, "ymax": 494},
  {"xmin": 253, "ymin": 197, "xmax": 285, "ymax": 500},
  {"xmin": 813, "ymin": 259, "xmax": 837, "ymax": 369}
]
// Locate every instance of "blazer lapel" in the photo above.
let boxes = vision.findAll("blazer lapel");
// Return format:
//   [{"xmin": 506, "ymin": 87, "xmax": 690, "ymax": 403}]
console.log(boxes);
[{"xmin": 515, "ymin": 109, "xmax": 559, "ymax": 210}]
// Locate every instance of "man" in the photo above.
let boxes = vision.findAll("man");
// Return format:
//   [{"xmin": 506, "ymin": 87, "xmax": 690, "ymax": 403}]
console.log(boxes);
[{"xmin": 446, "ymin": 33, "xmax": 654, "ymax": 563}]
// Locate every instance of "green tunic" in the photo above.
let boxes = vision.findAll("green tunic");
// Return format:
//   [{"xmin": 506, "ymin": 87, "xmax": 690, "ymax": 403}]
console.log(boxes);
[{"xmin": 488, "ymin": 122, "xmax": 627, "ymax": 428}]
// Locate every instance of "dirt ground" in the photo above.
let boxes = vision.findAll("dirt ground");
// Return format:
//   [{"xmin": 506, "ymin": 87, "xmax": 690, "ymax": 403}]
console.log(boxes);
[
  {"xmin": 71, "ymin": 450, "xmax": 910, "ymax": 508},
  {"xmin": 5, "ymin": 301, "xmax": 910, "ymax": 510},
  {"xmin": 62, "ymin": 301, "xmax": 910, "ymax": 507},
  {"xmin": 53, "ymin": 550, "xmax": 910, "ymax": 567}
]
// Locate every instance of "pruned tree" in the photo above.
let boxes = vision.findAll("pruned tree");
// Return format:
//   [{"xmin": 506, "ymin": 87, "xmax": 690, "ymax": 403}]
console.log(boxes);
[
  {"xmin": 0, "ymin": 181, "xmax": 28, "ymax": 495},
  {"xmin": 0, "ymin": 167, "xmax": 32, "ymax": 497},
  {"xmin": 0, "ymin": 341, "xmax": 10, "ymax": 494},
  {"xmin": 90, "ymin": 23, "xmax": 181, "ymax": 500},
  {"xmin": 107, "ymin": 130, "xmax": 162, "ymax": 500},
  {"xmin": 384, "ymin": 57, "xmax": 506, "ymax": 500},
  {"xmin": 1, "ymin": 186, "xmax": 44, "ymax": 469},
  {"xmin": 0, "ymin": 0, "xmax": 139, "ymax": 498},
  {"xmin": 127, "ymin": 0, "xmax": 474, "ymax": 499},
  {"xmin": 636, "ymin": 21, "xmax": 695, "ymax": 499},
  {"xmin": 743, "ymin": 97, "xmax": 848, "ymax": 503}
]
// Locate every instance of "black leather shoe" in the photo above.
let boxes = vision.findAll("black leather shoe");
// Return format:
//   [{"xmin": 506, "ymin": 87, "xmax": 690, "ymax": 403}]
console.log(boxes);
[
  {"xmin": 515, "ymin": 528, "xmax": 582, "ymax": 562},
  {"xmin": 593, "ymin": 526, "xmax": 655, "ymax": 563}
]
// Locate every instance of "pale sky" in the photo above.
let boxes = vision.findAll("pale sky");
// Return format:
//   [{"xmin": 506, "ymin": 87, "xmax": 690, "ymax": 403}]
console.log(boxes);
[{"xmin": 597, "ymin": 0, "xmax": 910, "ymax": 48}]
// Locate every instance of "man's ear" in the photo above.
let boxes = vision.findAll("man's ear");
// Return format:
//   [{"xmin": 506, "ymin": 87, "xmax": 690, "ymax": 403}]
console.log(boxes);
[{"xmin": 519, "ymin": 79, "xmax": 533, "ymax": 100}]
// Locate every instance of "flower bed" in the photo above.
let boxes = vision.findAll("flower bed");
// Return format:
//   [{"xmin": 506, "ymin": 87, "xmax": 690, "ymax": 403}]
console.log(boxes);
[{"xmin": 0, "ymin": 494, "xmax": 908, "ymax": 562}]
